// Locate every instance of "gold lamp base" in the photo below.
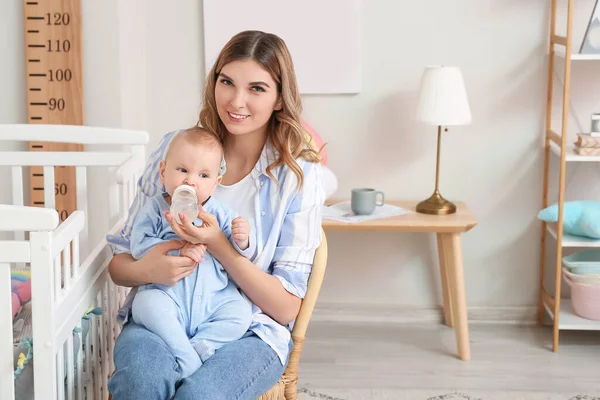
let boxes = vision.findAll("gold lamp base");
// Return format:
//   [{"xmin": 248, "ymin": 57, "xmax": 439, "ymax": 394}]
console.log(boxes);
[
  {"xmin": 416, "ymin": 190, "xmax": 456, "ymax": 215},
  {"xmin": 416, "ymin": 125, "xmax": 457, "ymax": 215}
]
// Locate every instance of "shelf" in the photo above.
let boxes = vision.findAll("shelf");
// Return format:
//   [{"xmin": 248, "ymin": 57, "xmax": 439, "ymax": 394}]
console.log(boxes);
[
  {"xmin": 554, "ymin": 47, "xmax": 600, "ymax": 61},
  {"xmin": 550, "ymin": 141, "xmax": 600, "ymax": 162},
  {"xmin": 547, "ymin": 223, "xmax": 600, "ymax": 247},
  {"xmin": 544, "ymin": 299, "xmax": 600, "ymax": 330}
]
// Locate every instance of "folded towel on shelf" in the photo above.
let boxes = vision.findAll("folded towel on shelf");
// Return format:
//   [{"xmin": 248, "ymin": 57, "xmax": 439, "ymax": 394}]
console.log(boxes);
[
  {"xmin": 575, "ymin": 133, "xmax": 600, "ymax": 148},
  {"xmin": 574, "ymin": 145, "xmax": 600, "ymax": 156}
]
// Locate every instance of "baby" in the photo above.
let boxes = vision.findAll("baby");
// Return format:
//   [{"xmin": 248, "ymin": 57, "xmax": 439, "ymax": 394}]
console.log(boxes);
[{"xmin": 125, "ymin": 127, "xmax": 254, "ymax": 379}]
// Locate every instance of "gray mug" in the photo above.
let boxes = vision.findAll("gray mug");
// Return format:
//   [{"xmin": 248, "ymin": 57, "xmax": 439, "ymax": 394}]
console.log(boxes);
[{"xmin": 351, "ymin": 188, "xmax": 385, "ymax": 215}]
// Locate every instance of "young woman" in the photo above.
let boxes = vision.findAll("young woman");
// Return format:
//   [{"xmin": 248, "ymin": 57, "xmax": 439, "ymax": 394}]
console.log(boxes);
[{"xmin": 106, "ymin": 30, "xmax": 325, "ymax": 399}]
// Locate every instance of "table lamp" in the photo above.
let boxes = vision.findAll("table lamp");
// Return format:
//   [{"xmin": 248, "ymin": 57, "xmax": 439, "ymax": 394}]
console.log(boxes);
[{"xmin": 415, "ymin": 65, "xmax": 471, "ymax": 215}]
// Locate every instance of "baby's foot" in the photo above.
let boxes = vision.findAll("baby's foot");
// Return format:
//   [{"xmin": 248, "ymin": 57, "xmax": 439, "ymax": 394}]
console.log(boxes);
[
  {"xmin": 192, "ymin": 340, "xmax": 215, "ymax": 363},
  {"xmin": 178, "ymin": 352, "xmax": 202, "ymax": 379}
]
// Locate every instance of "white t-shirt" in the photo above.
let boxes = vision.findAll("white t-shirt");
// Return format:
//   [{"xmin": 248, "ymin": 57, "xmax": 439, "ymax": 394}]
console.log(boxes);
[{"xmin": 213, "ymin": 172, "xmax": 258, "ymax": 238}]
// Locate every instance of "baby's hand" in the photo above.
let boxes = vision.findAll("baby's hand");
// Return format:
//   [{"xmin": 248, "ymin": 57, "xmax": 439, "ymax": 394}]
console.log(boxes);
[
  {"xmin": 180, "ymin": 242, "xmax": 206, "ymax": 264},
  {"xmin": 231, "ymin": 216, "xmax": 250, "ymax": 250}
]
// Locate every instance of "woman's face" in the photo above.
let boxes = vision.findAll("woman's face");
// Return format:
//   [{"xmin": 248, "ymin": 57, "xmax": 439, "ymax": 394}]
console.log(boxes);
[{"xmin": 215, "ymin": 59, "xmax": 282, "ymax": 138}]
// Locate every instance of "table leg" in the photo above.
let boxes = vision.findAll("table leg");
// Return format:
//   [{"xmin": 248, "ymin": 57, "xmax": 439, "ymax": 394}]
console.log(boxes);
[
  {"xmin": 436, "ymin": 233, "xmax": 454, "ymax": 327},
  {"xmin": 443, "ymin": 232, "xmax": 470, "ymax": 361}
]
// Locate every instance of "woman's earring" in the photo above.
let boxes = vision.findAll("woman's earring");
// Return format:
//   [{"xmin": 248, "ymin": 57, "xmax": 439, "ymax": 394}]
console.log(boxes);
[{"xmin": 219, "ymin": 157, "xmax": 227, "ymax": 176}]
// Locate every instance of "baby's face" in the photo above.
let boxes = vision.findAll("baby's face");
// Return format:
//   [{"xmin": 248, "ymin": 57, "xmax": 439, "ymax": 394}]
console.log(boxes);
[{"xmin": 160, "ymin": 141, "xmax": 222, "ymax": 204}]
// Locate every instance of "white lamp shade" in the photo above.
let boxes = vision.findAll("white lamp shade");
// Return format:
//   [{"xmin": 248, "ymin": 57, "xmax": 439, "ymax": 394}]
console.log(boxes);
[{"xmin": 416, "ymin": 65, "xmax": 472, "ymax": 126}]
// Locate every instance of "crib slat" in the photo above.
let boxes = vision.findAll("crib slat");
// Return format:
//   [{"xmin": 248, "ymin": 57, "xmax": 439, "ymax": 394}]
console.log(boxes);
[
  {"xmin": 12, "ymin": 167, "xmax": 26, "ymax": 270},
  {"xmin": 63, "ymin": 244, "xmax": 71, "ymax": 291},
  {"xmin": 107, "ymin": 282, "xmax": 116, "ymax": 374},
  {"xmin": 72, "ymin": 235, "xmax": 80, "ymax": 279},
  {"xmin": 54, "ymin": 255, "xmax": 62, "ymax": 301},
  {"xmin": 11, "ymin": 167, "xmax": 24, "ymax": 231},
  {"xmin": 66, "ymin": 334, "xmax": 74, "ymax": 400},
  {"xmin": 31, "ymin": 231, "xmax": 57, "ymax": 398},
  {"xmin": 44, "ymin": 166, "xmax": 55, "ymax": 210},
  {"xmin": 85, "ymin": 325, "xmax": 92, "ymax": 398},
  {"xmin": 92, "ymin": 301, "xmax": 101, "ymax": 400},
  {"xmin": 0, "ymin": 264, "xmax": 15, "ymax": 400},
  {"xmin": 98, "ymin": 288, "xmax": 107, "ymax": 400},
  {"xmin": 75, "ymin": 322, "xmax": 83, "ymax": 400},
  {"xmin": 57, "ymin": 345, "xmax": 65, "ymax": 400},
  {"xmin": 11, "ymin": 166, "xmax": 23, "ymax": 206},
  {"xmin": 114, "ymin": 286, "xmax": 123, "ymax": 338},
  {"xmin": 121, "ymin": 179, "xmax": 129, "ymax": 223},
  {"xmin": 101, "ymin": 283, "xmax": 109, "ymax": 399},
  {"xmin": 76, "ymin": 166, "xmax": 88, "ymax": 257}
]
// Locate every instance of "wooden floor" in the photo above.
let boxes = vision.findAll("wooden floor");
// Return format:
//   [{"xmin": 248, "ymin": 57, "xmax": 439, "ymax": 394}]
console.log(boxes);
[{"xmin": 299, "ymin": 322, "xmax": 600, "ymax": 392}]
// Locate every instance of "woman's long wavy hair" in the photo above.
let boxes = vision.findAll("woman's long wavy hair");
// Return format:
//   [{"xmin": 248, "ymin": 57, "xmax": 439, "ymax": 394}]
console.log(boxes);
[{"xmin": 198, "ymin": 30, "xmax": 321, "ymax": 190}]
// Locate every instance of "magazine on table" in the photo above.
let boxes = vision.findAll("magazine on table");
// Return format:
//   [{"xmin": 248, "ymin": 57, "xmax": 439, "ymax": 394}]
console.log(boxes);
[{"xmin": 322, "ymin": 201, "xmax": 409, "ymax": 223}]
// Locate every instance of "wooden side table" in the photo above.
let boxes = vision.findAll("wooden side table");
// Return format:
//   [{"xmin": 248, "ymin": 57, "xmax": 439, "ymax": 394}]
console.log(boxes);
[{"xmin": 322, "ymin": 200, "xmax": 477, "ymax": 361}]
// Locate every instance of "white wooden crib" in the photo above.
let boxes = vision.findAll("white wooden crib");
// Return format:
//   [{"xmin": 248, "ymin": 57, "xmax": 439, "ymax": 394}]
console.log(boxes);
[{"xmin": 0, "ymin": 124, "xmax": 148, "ymax": 400}]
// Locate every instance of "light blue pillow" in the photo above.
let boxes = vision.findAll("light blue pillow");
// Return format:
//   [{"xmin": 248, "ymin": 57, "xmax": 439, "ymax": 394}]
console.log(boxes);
[
  {"xmin": 537, "ymin": 201, "xmax": 600, "ymax": 238},
  {"xmin": 579, "ymin": 207, "xmax": 600, "ymax": 238}
]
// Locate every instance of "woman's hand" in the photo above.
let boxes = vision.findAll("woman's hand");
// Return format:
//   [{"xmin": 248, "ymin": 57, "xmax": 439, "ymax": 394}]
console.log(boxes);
[
  {"xmin": 164, "ymin": 207, "xmax": 225, "ymax": 248},
  {"xmin": 137, "ymin": 240, "xmax": 197, "ymax": 286}
]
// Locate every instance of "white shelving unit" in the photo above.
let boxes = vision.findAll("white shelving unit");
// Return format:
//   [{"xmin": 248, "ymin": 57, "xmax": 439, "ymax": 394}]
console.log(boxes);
[
  {"xmin": 538, "ymin": 0, "xmax": 600, "ymax": 353},
  {"xmin": 544, "ymin": 299, "xmax": 600, "ymax": 330},
  {"xmin": 550, "ymin": 141, "xmax": 600, "ymax": 162},
  {"xmin": 555, "ymin": 46, "xmax": 600, "ymax": 60},
  {"xmin": 547, "ymin": 224, "xmax": 600, "ymax": 247}
]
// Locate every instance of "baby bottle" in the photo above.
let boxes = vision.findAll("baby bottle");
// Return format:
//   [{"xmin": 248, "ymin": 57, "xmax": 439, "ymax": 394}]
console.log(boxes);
[{"xmin": 170, "ymin": 184, "xmax": 198, "ymax": 224}]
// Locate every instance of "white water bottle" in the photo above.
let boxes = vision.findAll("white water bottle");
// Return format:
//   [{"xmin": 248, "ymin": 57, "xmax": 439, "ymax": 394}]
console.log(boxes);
[{"xmin": 170, "ymin": 184, "xmax": 198, "ymax": 224}]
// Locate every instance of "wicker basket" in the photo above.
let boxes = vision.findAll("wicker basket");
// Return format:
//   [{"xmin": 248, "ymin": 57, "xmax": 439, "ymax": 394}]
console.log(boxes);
[
  {"xmin": 562, "ymin": 249, "xmax": 600, "ymax": 275},
  {"xmin": 563, "ymin": 270, "xmax": 600, "ymax": 321},
  {"xmin": 563, "ymin": 267, "xmax": 600, "ymax": 285}
]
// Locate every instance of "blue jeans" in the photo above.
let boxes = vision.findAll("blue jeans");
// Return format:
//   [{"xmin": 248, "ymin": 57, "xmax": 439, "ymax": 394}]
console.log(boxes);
[
  {"xmin": 131, "ymin": 287, "xmax": 252, "ymax": 379},
  {"xmin": 108, "ymin": 322, "xmax": 291, "ymax": 400}
]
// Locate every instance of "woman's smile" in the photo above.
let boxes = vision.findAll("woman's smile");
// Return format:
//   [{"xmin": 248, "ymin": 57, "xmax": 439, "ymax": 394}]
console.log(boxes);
[{"xmin": 227, "ymin": 111, "xmax": 250, "ymax": 122}]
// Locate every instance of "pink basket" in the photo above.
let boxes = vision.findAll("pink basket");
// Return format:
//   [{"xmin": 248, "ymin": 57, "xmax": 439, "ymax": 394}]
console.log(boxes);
[{"xmin": 564, "ymin": 272, "xmax": 600, "ymax": 321}]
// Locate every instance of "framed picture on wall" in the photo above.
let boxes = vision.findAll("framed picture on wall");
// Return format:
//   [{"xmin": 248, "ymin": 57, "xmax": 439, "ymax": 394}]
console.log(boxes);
[
  {"xmin": 580, "ymin": 0, "xmax": 600, "ymax": 54},
  {"xmin": 203, "ymin": 0, "xmax": 362, "ymax": 94}
]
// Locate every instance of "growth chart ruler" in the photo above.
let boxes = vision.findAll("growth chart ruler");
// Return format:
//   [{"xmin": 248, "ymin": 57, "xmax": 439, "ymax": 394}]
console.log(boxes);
[{"xmin": 24, "ymin": 0, "xmax": 84, "ymax": 222}]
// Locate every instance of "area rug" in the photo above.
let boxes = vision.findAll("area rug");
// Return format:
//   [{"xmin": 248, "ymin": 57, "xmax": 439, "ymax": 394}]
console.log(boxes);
[{"xmin": 297, "ymin": 388, "xmax": 600, "ymax": 400}]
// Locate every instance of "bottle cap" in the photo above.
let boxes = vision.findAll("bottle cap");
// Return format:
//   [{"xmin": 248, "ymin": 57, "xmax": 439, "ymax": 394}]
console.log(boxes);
[{"xmin": 173, "ymin": 184, "xmax": 197, "ymax": 199}]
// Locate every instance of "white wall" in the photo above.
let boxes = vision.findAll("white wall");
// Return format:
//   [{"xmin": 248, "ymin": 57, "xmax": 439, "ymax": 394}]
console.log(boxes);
[
  {"xmin": 144, "ymin": 1, "xmax": 204, "ymax": 152},
  {"xmin": 2, "ymin": 0, "xmax": 600, "ymax": 317}
]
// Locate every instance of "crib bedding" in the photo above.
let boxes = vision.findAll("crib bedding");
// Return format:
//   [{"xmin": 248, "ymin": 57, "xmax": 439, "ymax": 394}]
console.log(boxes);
[
  {"xmin": 9, "ymin": 248, "xmax": 115, "ymax": 400},
  {"xmin": 13, "ymin": 303, "xmax": 32, "ymax": 346},
  {"xmin": 8, "ymin": 246, "xmax": 122, "ymax": 399}
]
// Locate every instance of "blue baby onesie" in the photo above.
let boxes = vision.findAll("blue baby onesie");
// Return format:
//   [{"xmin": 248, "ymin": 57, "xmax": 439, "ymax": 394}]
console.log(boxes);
[{"xmin": 122, "ymin": 193, "xmax": 255, "ymax": 379}]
